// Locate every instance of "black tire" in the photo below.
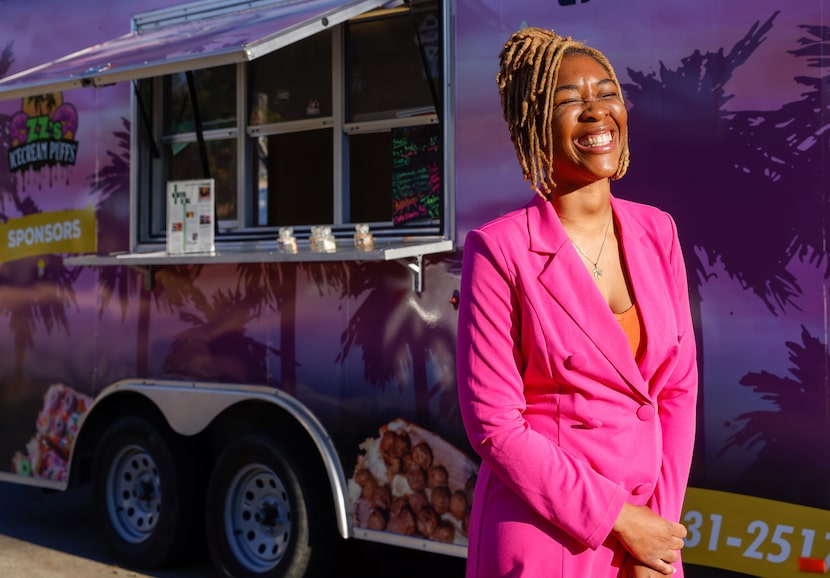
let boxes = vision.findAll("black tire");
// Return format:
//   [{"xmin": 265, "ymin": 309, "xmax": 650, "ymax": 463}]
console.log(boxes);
[
  {"xmin": 205, "ymin": 435, "xmax": 333, "ymax": 578},
  {"xmin": 92, "ymin": 416, "xmax": 200, "ymax": 569}
]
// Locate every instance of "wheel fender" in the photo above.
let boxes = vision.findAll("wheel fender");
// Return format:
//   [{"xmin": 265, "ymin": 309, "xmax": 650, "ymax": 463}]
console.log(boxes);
[{"xmin": 86, "ymin": 379, "xmax": 351, "ymax": 540}]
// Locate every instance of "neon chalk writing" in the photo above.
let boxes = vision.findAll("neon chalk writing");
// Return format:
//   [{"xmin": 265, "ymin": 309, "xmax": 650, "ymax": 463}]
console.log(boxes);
[{"xmin": 392, "ymin": 125, "xmax": 441, "ymax": 225}]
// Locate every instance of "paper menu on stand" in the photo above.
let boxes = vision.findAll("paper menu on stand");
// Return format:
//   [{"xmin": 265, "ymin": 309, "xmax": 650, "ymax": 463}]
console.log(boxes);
[{"xmin": 166, "ymin": 179, "xmax": 215, "ymax": 254}]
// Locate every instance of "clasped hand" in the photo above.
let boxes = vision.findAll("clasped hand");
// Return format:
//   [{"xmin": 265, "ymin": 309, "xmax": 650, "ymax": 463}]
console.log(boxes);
[{"xmin": 613, "ymin": 503, "xmax": 686, "ymax": 576}]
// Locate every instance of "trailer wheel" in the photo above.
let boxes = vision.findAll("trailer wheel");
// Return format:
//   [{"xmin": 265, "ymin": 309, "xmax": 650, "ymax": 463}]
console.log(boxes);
[
  {"xmin": 205, "ymin": 435, "xmax": 331, "ymax": 578},
  {"xmin": 92, "ymin": 416, "xmax": 199, "ymax": 569}
]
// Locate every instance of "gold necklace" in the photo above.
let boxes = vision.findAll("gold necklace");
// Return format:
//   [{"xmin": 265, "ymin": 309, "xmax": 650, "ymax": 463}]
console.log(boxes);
[{"xmin": 571, "ymin": 212, "xmax": 612, "ymax": 279}]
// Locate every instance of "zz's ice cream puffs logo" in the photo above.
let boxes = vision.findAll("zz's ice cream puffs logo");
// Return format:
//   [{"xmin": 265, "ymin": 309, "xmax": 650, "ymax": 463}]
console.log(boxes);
[{"xmin": 7, "ymin": 93, "xmax": 79, "ymax": 173}]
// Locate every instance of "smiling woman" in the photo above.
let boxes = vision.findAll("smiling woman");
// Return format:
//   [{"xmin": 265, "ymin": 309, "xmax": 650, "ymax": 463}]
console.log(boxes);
[
  {"xmin": 547, "ymin": 53, "xmax": 629, "ymax": 195},
  {"xmin": 456, "ymin": 26, "xmax": 698, "ymax": 578},
  {"xmin": 496, "ymin": 29, "xmax": 629, "ymax": 197}
]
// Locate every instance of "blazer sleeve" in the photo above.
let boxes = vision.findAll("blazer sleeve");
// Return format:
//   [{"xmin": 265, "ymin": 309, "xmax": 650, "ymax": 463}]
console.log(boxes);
[
  {"xmin": 651, "ymin": 213, "xmax": 698, "ymax": 524},
  {"xmin": 457, "ymin": 227, "xmax": 629, "ymax": 550}
]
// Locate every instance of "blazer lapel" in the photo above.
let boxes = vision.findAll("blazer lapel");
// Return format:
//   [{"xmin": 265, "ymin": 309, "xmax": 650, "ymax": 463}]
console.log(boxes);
[
  {"xmin": 611, "ymin": 197, "xmax": 674, "ymax": 390},
  {"xmin": 527, "ymin": 195, "xmax": 650, "ymax": 398}
]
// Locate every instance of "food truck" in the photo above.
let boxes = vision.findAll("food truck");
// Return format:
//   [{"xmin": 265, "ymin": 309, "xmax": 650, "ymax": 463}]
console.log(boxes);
[{"xmin": 0, "ymin": 0, "xmax": 825, "ymax": 576}]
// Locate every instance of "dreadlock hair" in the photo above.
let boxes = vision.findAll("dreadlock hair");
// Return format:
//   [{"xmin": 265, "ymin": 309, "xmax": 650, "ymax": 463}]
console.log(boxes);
[{"xmin": 496, "ymin": 27, "xmax": 630, "ymax": 197}]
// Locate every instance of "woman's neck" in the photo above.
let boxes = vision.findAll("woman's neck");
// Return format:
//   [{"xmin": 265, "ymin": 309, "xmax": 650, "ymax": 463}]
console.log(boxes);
[{"xmin": 549, "ymin": 180, "xmax": 612, "ymax": 229}]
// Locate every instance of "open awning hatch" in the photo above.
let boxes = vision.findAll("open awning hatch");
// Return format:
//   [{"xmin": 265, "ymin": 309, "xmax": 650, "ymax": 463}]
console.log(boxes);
[{"xmin": 0, "ymin": 0, "xmax": 399, "ymax": 101}]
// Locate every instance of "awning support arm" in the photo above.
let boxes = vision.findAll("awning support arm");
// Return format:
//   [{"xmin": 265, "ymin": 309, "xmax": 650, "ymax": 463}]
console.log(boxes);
[
  {"xmin": 186, "ymin": 70, "xmax": 211, "ymax": 180},
  {"xmin": 406, "ymin": 0, "xmax": 440, "ymax": 122},
  {"xmin": 186, "ymin": 70, "xmax": 218, "ymax": 234},
  {"xmin": 133, "ymin": 81, "xmax": 160, "ymax": 159}
]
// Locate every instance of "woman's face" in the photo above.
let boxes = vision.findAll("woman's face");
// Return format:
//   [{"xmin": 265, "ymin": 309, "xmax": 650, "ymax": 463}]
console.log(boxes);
[{"xmin": 548, "ymin": 52, "xmax": 628, "ymax": 191}]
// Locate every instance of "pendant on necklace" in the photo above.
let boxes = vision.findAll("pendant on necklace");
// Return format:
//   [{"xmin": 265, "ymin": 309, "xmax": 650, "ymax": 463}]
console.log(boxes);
[{"xmin": 592, "ymin": 266, "xmax": 602, "ymax": 279}]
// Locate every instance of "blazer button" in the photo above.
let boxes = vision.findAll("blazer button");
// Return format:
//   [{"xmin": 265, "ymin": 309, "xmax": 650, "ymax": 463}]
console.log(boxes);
[
  {"xmin": 631, "ymin": 482, "xmax": 654, "ymax": 496},
  {"xmin": 583, "ymin": 418, "xmax": 602, "ymax": 429},
  {"xmin": 636, "ymin": 405, "xmax": 655, "ymax": 421},
  {"xmin": 566, "ymin": 354, "xmax": 587, "ymax": 370}
]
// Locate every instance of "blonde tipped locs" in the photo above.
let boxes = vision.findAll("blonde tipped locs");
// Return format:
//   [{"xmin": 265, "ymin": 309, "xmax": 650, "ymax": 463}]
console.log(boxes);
[{"xmin": 496, "ymin": 27, "xmax": 630, "ymax": 197}]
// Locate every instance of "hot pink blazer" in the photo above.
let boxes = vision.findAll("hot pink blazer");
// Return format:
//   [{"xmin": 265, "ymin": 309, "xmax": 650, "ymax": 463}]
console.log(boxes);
[{"xmin": 457, "ymin": 194, "xmax": 698, "ymax": 577}]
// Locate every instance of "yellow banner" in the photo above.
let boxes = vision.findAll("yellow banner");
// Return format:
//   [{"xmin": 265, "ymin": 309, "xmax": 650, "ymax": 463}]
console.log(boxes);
[
  {"xmin": 0, "ymin": 206, "xmax": 97, "ymax": 264},
  {"xmin": 683, "ymin": 487, "xmax": 830, "ymax": 577}
]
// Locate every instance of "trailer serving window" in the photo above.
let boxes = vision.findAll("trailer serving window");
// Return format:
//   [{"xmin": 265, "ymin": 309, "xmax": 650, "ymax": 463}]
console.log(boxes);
[
  {"xmin": 0, "ymin": 0, "xmax": 453, "ymax": 270},
  {"xmin": 138, "ymin": 0, "xmax": 445, "ymax": 246}
]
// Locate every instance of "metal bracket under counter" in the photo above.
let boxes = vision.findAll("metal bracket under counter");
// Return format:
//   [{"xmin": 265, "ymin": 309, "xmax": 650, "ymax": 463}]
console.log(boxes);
[{"xmin": 64, "ymin": 238, "xmax": 454, "ymax": 293}]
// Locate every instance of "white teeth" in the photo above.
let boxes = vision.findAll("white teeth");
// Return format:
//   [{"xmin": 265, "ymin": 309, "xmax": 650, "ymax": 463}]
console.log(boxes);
[{"xmin": 579, "ymin": 133, "xmax": 613, "ymax": 147}]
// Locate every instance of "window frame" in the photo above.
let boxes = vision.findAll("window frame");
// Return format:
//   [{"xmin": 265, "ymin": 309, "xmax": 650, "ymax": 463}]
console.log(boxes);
[{"xmin": 133, "ymin": 2, "xmax": 451, "ymax": 253}]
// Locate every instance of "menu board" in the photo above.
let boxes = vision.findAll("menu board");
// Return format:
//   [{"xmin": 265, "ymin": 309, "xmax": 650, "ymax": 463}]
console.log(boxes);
[
  {"xmin": 392, "ymin": 125, "xmax": 441, "ymax": 225},
  {"xmin": 166, "ymin": 179, "xmax": 215, "ymax": 254}
]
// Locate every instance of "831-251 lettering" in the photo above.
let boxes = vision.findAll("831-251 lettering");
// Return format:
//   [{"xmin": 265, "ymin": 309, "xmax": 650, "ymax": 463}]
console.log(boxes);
[
  {"xmin": 680, "ymin": 488, "xmax": 830, "ymax": 576},
  {"xmin": 684, "ymin": 510, "xmax": 829, "ymax": 565}
]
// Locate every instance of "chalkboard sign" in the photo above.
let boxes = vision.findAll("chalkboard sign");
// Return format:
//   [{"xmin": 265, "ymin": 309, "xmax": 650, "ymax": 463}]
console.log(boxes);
[{"xmin": 392, "ymin": 125, "xmax": 441, "ymax": 225}]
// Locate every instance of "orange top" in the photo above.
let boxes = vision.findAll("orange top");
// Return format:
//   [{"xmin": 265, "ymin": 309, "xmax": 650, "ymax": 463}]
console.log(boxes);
[{"xmin": 615, "ymin": 302, "xmax": 646, "ymax": 361}]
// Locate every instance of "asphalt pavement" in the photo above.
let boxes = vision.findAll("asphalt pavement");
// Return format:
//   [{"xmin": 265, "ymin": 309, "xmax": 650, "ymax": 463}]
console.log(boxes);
[
  {"xmin": 0, "ymin": 482, "xmax": 208, "ymax": 578},
  {"xmin": 0, "ymin": 481, "xmax": 467, "ymax": 578}
]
